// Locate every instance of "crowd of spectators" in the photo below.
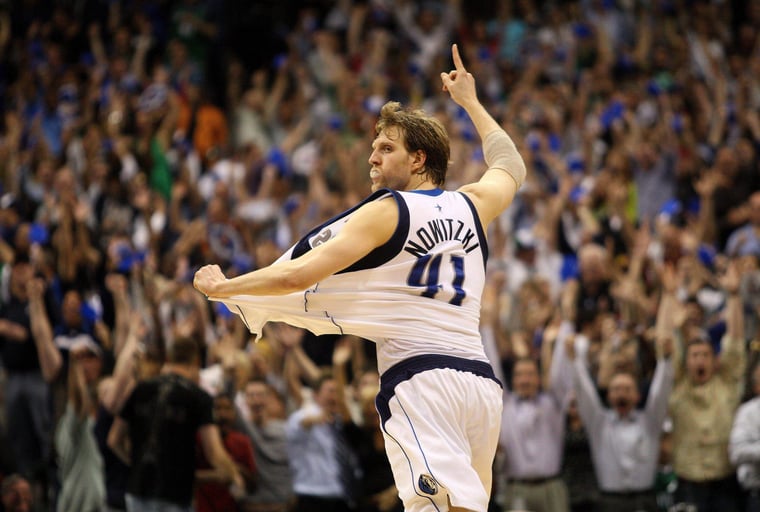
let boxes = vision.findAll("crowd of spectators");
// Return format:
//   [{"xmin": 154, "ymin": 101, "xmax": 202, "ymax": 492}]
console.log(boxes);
[{"xmin": 0, "ymin": 0, "xmax": 759, "ymax": 511}]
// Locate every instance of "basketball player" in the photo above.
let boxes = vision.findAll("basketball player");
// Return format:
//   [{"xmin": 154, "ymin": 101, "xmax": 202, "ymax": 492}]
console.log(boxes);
[{"xmin": 194, "ymin": 44, "xmax": 526, "ymax": 512}]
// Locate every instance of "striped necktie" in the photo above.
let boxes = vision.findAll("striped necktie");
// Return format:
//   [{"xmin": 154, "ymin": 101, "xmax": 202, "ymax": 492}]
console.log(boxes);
[{"xmin": 332, "ymin": 418, "xmax": 360, "ymax": 507}]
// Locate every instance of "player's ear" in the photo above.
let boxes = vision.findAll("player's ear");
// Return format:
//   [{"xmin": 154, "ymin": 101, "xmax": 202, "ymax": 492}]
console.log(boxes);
[{"xmin": 411, "ymin": 149, "xmax": 426, "ymax": 172}]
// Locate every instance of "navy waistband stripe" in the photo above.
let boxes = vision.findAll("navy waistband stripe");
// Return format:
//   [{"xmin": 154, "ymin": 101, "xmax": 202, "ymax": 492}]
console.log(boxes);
[{"xmin": 375, "ymin": 354, "xmax": 502, "ymax": 426}]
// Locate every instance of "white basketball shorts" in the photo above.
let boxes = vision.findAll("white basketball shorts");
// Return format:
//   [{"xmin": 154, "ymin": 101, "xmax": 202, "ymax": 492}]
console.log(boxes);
[{"xmin": 376, "ymin": 355, "xmax": 503, "ymax": 512}]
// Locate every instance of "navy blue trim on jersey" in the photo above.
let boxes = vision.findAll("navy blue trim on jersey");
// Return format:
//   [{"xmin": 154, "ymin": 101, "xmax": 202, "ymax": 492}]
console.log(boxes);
[
  {"xmin": 289, "ymin": 188, "xmax": 409, "ymax": 273},
  {"xmin": 375, "ymin": 354, "xmax": 503, "ymax": 426},
  {"xmin": 339, "ymin": 189, "xmax": 409, "ymax": 273},
  {"xmin": 290, "ymin": 188, "xmax": 393, "ymax": 259},
  {"xmin": 457, "ymin": 191, "xmax": 489, "ymax": 268},
  {"xmin": 408, "ymin": 188, "xmax": 444, "ymax": 197}
]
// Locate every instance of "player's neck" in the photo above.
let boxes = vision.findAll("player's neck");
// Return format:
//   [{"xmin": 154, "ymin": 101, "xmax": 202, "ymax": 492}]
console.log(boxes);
[{"xmin": 408, "ymin": 175, "xmax": 435, "ymax": 191}]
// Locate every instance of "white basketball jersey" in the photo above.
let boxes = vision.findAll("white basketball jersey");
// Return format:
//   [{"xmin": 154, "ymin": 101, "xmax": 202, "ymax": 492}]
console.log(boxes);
[{"xmin": 217, "ymin": 188, "xmax": 490, "ymax": 374}]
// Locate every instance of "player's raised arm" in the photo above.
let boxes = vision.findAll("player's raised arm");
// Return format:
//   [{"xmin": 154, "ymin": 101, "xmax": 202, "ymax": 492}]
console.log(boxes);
[{"xmin": 441, "ymin": 44, "xmax": 526, "ymax": 225}]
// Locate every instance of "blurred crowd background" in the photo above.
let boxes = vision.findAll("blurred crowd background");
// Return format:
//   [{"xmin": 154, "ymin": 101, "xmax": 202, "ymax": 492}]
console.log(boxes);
[{"xmin": 0, "ymin": 0, "xmax": 759, "ymax": 511}]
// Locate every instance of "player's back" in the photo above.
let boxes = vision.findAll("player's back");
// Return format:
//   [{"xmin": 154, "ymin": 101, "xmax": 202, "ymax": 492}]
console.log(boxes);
[{"xmin": 320, "ymin": 188, "xmax": 489, "ymax": 372}]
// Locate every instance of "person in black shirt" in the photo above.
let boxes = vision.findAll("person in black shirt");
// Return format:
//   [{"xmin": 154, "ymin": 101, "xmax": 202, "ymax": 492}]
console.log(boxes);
[
  {"xmin": 108, "ymin": 336, "xmax": 242, "ymax": 512},
  {"xmin": 0, "ymin": 257, "xmax": 61, "ymax": 504},
  {"xmin": 350, "ymin": 388, "xmax": 402, "ymax": 512}
]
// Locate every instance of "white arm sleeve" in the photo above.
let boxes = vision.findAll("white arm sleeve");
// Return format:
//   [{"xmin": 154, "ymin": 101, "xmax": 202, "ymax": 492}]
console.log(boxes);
[{"xmin": 482, "ymin": 129, "xmax": 526, "ymax": 188}]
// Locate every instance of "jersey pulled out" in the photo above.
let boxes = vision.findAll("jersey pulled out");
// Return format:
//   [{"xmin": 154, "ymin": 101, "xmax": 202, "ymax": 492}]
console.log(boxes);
[{"xmin": 217, "ymin": 188, "xmax": 489, "ymax": 374}]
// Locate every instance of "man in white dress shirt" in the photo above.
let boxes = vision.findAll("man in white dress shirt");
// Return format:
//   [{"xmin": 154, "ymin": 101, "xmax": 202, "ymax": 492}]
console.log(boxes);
[
  {"xmin": 498, "ymin": 323, "xmax": 574, "ymax": 512},
  {"xmin": 566, "ymin": 333, "xmax": 674, "ymax": 512},
  {"xmin": 730, "ymin": 363, "xmax": 760, "ymax": 511}
]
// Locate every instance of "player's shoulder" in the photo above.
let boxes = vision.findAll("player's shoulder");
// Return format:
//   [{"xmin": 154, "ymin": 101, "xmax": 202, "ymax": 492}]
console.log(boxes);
[
  {"xmin": 457, "ymin": 174, "xmax": 517, "ymax": 226},
  {"xmin": 355, "ymin": 190, "xmax": 400, "ymax": 218}
]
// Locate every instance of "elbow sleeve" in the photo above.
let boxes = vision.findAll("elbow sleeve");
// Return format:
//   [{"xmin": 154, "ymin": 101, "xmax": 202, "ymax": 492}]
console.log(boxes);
[{"xmin": 483, "ymin": 129, "xmax": 527, "ymax": 188}]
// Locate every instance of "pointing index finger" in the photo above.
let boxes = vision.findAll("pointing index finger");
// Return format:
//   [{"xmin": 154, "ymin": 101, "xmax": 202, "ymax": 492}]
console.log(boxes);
[{"xmin": 452, "ymin": 43, "xmax": 466, "ymax": 73}]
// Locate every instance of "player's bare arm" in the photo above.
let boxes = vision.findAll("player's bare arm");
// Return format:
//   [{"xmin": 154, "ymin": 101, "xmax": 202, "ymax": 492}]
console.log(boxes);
[
  {"xmin": 194, "ymin": 198, "xmax": 398, "ymax": 298},
  {"xmin": 440, "ymin": 44, "xmax": 525, "ymax": 226}
]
